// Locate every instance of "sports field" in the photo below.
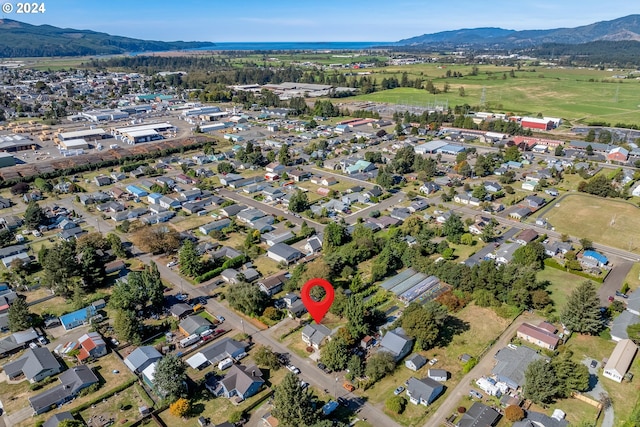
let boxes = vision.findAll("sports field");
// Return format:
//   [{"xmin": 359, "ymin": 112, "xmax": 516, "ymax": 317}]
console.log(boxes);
[
  {"xmin": 542, "ymin": 194, "xmax": 640, "ymax": 252},
  {"xmin": 350, "ymin": 64, "xmax": 640, "ymax": 125}
]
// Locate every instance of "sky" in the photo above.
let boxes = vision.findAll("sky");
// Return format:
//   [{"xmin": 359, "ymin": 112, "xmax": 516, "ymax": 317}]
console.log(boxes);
[{"xmin": 1, "ymin": 0, "xmax": 639, "ymax": 42}]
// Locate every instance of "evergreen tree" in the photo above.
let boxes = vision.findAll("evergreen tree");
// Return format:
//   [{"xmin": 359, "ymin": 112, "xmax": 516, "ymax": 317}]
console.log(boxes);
[
  {"xmin": 560, "ymin": 281, "xmax": 603, "ymax": 334},
  {"xmin": 8, "ymin": 296, "xmax": 31, "ymax": 332},
  {"xmin": 345, "ymin": 297, "xmax": 368, "ymax": 339},
  {"xmin": 113, "ymin": 309, "xmax": 142, "ymax": 345},
  {"xmin": 154, "ymin": 354, "xmax": 188, "ymax": 401},
  {"xmin": 272, "ymin": 372, "xmax": 318, "ymax": 427},
  {"xmin": 24, "ymin": 201, "xmax": 46, "ymax": 230},
  {"xmin": 178, "ymin": 239, "xmax": 202, "ymax": 277},
  {"xmin": 39, "ymin": 240, "xmax": 80, "ymax": 297},
  {"xmin": 80, "ymin": 246, "xmax": 105, "ymax": 290},
  {"xmin": 107, "ymin": 232, "xmax": 127, "ymax": 258},
  {"xmin": 524, "ymin": 359, "xmax": 558, "ymax": 404}
]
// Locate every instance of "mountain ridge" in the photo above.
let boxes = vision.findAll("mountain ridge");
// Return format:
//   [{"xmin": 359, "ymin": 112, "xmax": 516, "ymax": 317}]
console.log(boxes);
[
  {"xmin": 0, "ymin": 19, "xmax": 214, "ymax": 57},
  {"xmin": 398, "ymin": 14, "xmax": 640, "ymax": 47}
]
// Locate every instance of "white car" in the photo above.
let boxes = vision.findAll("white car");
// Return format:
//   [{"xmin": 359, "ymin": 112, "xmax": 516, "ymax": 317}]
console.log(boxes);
[
  {"xmin": 166, "ymin": 261, "xmax": 178, "ymax": 268},
  {"xmin": 287, "ymin": 365, "xmax": 301, "ymax": 375}
]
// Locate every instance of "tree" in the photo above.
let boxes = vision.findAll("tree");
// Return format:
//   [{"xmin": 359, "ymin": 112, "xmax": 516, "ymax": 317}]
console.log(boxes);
[
  {"xmin": 400, "ymin": 302, "xmax": 448, "ymax": 350},
  {"xmin": 552, "ymin": 350, "xmax": 589, "ymax": 397},
  {"xmin": 554, "ymin": 145, "xmax": 564, "ymax": 156},
  {"xmin": 134, "ymin": 226, "xmax": 181, "ymax": 254},
  {"xmin": 113, "ymin": 309, "xmax": 142, "ymax": 344},
  {"xmin": 80, "ymin": 246, "xmax": 105, "ymax": 290},
  {"xmin": 560, "ymin": 281, "xmax": 603, "ymax": 334},
  {"xmin": 323, "ymin": 222, "xmax": 348, "ymax": 249},
  {"xmin": 471, "ymin": 185, "xmax": 487, "ymax": 200},
  {"xmin": 627, "ymin": 323, "xmax": 640, "ymax": 344},
  {"xmin": 347, "ymin": 355, "xmax": 364, "ymax": 378},
  {"xmin": 524, "ymin": 359, "xmax": 558, "ymax": 404},
  {"xmin": 586, "ymin": 144, "xmax": 594, "ymax": 155},
  {"xmin": 289, "ymin": 190, "xmax": 310, "ymax": 213},
  {"xmin": 24, "ymin": 201, "xmax": 46, "ymax": 230},
  {"xmin": 505, "ymin": 405, "xmax": 525, "ymax": 422},
  {"xmin": 169, "ymin": 398, "xmax": 191, "ymax": 418},
  {"xmin": 58, "ymin": 421, "xmax": 85, "ymax": 427},
  {"xmin": 272, "ymin": 372, "xmax": 319, "ymax": 427},
  {"xmin": 106, "ymin": 233, "xmax": 127, "ymax": 258},
  {"xmin": 442, "ymin": 213, "xmax": 465, "ymax": 244},
  {"xmin": 178, "ymin": 239, "xmax": 202, "ymax": 277},
  {"xmin": 512, "ymin": 242, "xmax": 546, "ymax": 270},
  {"xmin": 365, "ymin": 351, "xmax": 396, "ymax": 382},
  {"xmin": 376, "ymin": 166, "xmax": 394, "ymax": 189},
  {"xmin": 345, "ymin": 297, "xmax": 369, "ymax": 339},
  {"xmin": 278, "ymin": 144, "xmax": 291, "ymax": 166},
  {"xmin": 503, "ymin": 145, "xmax": 521, "ymax": 162},
  {"xmin": 579, "ymin": 238, "xmax": 593, "ymax": 250},
  {"xmin": 76, "ymin": 233, "xmax": 109, "ymax": 252},
  {"xmin": 39, "ymin": 240, "xmax": 80, "ymax": 297},
  {"xmin": 227, "ymin": 281, "xmax": 270, "ymax": 316},
  {"xmin": 154, "ymin": 354, "xmax": 187, "ymax": 401},
  {"xmin": 8, "ymin": 296, "xmax": 32, "ymax": 332},
  {"xmin": 217, "ymin": 161, "xmax": 235, "ymax": 174},
  {"xmin": 458, "ymin": 86, "xmax": 466, "ymax": 97},
  {"xmin": 320, "ymin": 337, "xmax": 350, "ymax": 372},
  {"xmin": 386, "ymin": 396, "xmax": 407, "ymax": 414},
  {"xmin": 254, "ymin": 345, "xmax": 280, "ymax": 370}
]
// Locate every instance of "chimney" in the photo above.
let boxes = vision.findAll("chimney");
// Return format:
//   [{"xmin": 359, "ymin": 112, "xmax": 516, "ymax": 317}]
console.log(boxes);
[{"xmin": 252, "ymin": 370, "xmax": 256, "ymax": 377}]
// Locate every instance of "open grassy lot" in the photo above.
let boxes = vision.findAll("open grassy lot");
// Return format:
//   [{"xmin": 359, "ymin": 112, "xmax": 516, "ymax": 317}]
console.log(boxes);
[
  {"xmin": 529, "ymin": 398, "xmax": 600, "ymax": 426},
  {"xmin": 537, "ymin": 266, "xmax": 591, "ymax": 310},
  {"xmin": 350, "ymin": 64, "xmax": 640, "ymax": 125},
  {"xmin": 562, "ymin": 334, "xmax": 640, "ymax": 424},
  {"xmin": 542, "ymin": 194, "xmax": 640, "ymax": 253},
  {"xmin": 623, "ymin": 262, "xmax": 640, "ymax": 292},
  {"xmin": 76, "ymin": 383, "xmax": 151, "ymax": 427},
  {"xmin": 363, "ymin": 305, "xmax": 511, "ymax": 426}
]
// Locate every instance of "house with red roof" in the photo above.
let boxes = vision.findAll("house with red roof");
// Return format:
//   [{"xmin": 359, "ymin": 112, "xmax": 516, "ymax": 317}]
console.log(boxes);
[
  {"xmin": 76, "ymin": 332, "xmax": 107, "ymax": 362},
  {"xmin": 516, "ymin": 322, "xmax": 560, "ymax": 350}
]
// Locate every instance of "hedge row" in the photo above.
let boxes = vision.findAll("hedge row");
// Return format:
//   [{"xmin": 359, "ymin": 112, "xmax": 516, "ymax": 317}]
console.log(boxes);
[
  {"xmin": 195, "ymin": 255, "xmax": 247, "ymax": 283},
  {"xmin": 120, "ymin": 161, "xmax": 149, "ymax": 173}
]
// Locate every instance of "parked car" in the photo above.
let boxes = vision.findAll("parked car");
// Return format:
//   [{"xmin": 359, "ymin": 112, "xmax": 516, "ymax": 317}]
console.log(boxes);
[
  {"xmin": 590, "ymin": 360, "xmax": 598, "ymax": 369},
  {"xmin": 317, "ymin": 362, "xmax": 331, "ymax": 374},
  {"xmin": 343, "ymin": 382, "xmax": 355, "ymax": 392},
  {"xmin": 394, "ymin": 386, "xmax": 405, "ymax": 396},
  {"xmin": 469, "ymin": 390, "xmax": 483, "ymax": 399},
  {"xmin": 337, "ymin": 397, "xmax": 349, "ymax": 407},
  {"xmin": 166, "ymin": 260, "xmax": 178, "ymax": 268},
  {"xmin": 615, "ymin": 291, "xmax": 628, "ymax": 299},
  {"xmin": 287, "ymin": 365, "xmax": 300, "ymax": 375}
]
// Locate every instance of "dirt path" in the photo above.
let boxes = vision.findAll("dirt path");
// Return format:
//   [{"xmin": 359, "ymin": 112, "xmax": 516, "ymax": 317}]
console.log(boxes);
[{"xmin": 423, "ymin": 312, "xmax": 540, "ymax": 427}]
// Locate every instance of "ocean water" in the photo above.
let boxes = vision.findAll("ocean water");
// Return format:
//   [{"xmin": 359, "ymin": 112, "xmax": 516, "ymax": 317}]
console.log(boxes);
[{"xmin": 188, "ymin": 41, "xmax": 395, "ymax": 51}]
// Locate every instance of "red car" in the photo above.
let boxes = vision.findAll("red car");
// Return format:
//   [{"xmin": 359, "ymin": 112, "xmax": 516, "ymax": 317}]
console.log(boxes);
[{"xmin": 608, "ymin": 295, "xmax": 614, "ymax": 302}]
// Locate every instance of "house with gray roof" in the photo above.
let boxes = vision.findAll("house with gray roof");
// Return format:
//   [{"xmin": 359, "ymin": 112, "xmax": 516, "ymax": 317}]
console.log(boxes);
[
  {"xmin": 220, "ymin": 204, "xmax": 247, "ymax": 217},
  {"xmin": 124, "ymin": 346, "xmax": 162, "ymax": 374},
  {"xmin": 405, "ymin": 353, "xmax": 427, "ymax": 371},
  {"xmin": 263, "ymin": 231, "xmax": 294, "ymax": 247},
  {"xmin": 267, "ymin": 243, "xmax": 303, "ymax": 265},
  {"xmin": 213, "ymin": 364, "xmax": 264, "ymax": 401},
  {"xmin": 179, "ymin": 315, "xmax": 213, "ymax": 337},
  {"xmin": 610, "ymin": 310, "xmax": 639, "ymax": 342},
  {"xmin": 513, "ymin": 410, "xmax": 568, "ymax": 427},
  {"xmin": 199, "ymin": 338, "xmax": 247, "ymax": 364},
  {"xmin": 302, "ymin": 324, "xmax": 332, "ymax": 349},
  {"xmin": 379, "ymin": 328, "xmax": 413, "ymax": 362},
  {"xmin": 199, "ymin": 218, "xmax": 231, "ymax": 235},
  {"xmin": 457, "ymin": 402, "xmax": 500, "ymax": 427},
  {"xmin": 212, "ymin": 246, "xmax": 242, "ymax": 260},
  {"xmin": 29, "ymin": 365, "xmax": 99, "ymax": 415},
  {"xmin": 627, "ymin": 290, "xmax": 640, "ymax": 316},
  {"xmin": 3, "ymin": 347, "xmax": 61, "ymax": 383},
  {"xmin": 0, "ymin": 327, "xmax": 39, "ymax": 356},
  {"xmin": 492, "ymin": 345, "xmax": 545, "ymax": 389},
  {"xmin": 43, "ymin": 412, "xmax": 75, "ymax": 427},
  {"xmin": 237, "ymin": 208, "xmax": 266, "ymax": 224},
  {"xmin": 405, "ymin": 377, "xmax": 444, "ymax": 406}
]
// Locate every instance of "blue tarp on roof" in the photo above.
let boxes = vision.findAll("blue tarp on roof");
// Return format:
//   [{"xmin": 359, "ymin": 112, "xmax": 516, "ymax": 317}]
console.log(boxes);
[
  {"xmin": 583, "ymin": 250, "xmax": 608, "ymax": 265},
  {"xmin": 59, "ymin": 306, "xmax": 96, "ymax": 330}
]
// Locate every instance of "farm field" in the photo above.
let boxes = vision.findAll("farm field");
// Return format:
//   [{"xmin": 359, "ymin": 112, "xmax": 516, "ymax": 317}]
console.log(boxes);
[
  {"xmin": 348, "ymin": 64, "xmax": 640, "ymax": 125},
  {"xmin": 541, "ymin": 194, "xmax": 640, "ymax": 253}
]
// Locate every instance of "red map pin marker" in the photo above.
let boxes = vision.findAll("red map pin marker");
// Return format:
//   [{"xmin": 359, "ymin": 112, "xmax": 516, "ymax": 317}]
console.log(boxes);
[{"xmin": 301, "ymin": 278, "xmax": 335, "ymax": 324}]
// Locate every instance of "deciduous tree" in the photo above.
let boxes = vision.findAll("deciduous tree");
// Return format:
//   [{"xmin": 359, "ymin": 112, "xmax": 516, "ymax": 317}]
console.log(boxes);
[
  {"xmin": 154, "ymin": 354, "xmax": 188, "ymax": 401},
  {"xmin": 365, "ymin": 351, "xmax": 396, "ymax": 382},
  {"xmin": 320, "ymin": 337, "xmax": 349, "ymax": 372},
  {"xmin": 169, "ymin": 398, "xmax": 191, "ymax": 418},
  {"xmin": 254, "ymin": 346, "xmax": 280, "ymax": 370},
  {"xmin": 227, "ymin": 282, "xmax": 270, "ymax": 316}
]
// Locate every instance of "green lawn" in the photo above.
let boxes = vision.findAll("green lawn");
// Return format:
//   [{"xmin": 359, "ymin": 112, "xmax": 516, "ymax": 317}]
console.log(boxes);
[
  {"xmin": 541, "ymin": 194, "xmax": 640, "ymax": 253},
  {"xmin": 537, "ymin": 266, "xmax": 590, "ymax": 310},
  {"xmin": 350, "ymin": 64, "xmax": 640, "ymax": 125}
]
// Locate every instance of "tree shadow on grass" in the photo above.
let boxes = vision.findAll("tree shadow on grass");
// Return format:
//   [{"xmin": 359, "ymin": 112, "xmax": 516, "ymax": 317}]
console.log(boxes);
[{"xmin": 436, "ymin": 316, "xmax": 471, "ymax": 348}]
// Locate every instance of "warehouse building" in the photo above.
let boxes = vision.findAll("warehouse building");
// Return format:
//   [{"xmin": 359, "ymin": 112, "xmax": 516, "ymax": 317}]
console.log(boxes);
[
  {"xmin": 59, "ymin": 139, "xmax": 90, "ymax": 150},
  {"xmin": 57, "ymin": 128, "xmax": 109, "ymax": 143}
]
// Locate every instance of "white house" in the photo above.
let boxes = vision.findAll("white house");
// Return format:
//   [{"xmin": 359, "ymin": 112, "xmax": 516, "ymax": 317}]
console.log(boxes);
[{"xmin": 603, "ymin": 339, "xmax": 637, "ymax": 383}]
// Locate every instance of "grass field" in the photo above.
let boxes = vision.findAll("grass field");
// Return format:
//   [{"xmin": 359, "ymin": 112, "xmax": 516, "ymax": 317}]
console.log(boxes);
[
  {"xmin": 349, "ymin": 64, "xmax": 640, "ymax": 125},
  {"xmin": 537, "ymin": 266, "xmax": 591, "ymax": 309},
  {"xmin": 541, "ymin": 194, "xmax": 640, "ymax": 253}
]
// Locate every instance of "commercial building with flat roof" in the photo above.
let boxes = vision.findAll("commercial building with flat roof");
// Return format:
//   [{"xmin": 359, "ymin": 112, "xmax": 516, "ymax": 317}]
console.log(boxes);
[{"xmin": 57, "ymin": 128, "xmax": 108, "ymax": 142}]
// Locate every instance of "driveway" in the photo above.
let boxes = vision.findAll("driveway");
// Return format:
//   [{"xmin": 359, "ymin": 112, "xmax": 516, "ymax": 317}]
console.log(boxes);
[
  {"xmin": 581, "ymin": 358, "xmax": 614, "ymax": 427},
  {"xmin": 598, "ymin": 257, "xmax": 633, "ymax": 306}
]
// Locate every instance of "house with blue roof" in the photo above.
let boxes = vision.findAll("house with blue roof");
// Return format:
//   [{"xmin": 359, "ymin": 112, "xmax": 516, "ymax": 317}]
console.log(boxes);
[
  {"xmin": 345, "ymin": 160, "xmax": 376, "ymax": 175},
  {"xmin": 582, "ymin": 250, "xmax": 608, "ymax": 267},
  {"xmin": 147, "ymin": 193, "xmax": 163, "ymax": 205},
  {"xmin": 125, "ymin": 185, "xmax": 148, "ymax": 198},
  {"xmin": 59, "ymin": 306, "xmax": 97, "ymax": 330}
]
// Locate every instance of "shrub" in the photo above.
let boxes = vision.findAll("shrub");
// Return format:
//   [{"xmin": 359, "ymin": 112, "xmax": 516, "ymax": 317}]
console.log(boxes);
[
  {"xmin": 505, "ymin": 405, "xmax": 525, "ymax": 422},
  {"xmin": 385, "ymin": 396, "xmax": 407, "ymax": 414},
  {"xmin": 462, "ymin": 357, "xmax": 478, "ymax": 374},
  {"xmin": 169, "ymin": 398, "xmax": 191, "ymax": 418}
]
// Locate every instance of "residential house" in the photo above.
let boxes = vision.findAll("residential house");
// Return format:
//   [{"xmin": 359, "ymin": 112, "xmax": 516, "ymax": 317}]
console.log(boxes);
[
  {"xmin": 58, "ymin": 219, "xmax": 77, "ymax": 230},
  {"xmin": 304, "ymin": 236, "xmax": 322, "ymax": 254},
  {"xmin": 405, "ymin": 377, "xmax": 444, "ymax": 406},
  {"xmin": 263, "ymin": 186, "xmax": 284, "ymax": 202},
  {"xmin": 124, "ymin": 346, "xmax": 163, "ymax": 374},
  {"xmin": 43, "ymin": 412, "xmax": 75, "ymax": 427},
  {"xmin": 509, "ymin": 207, "xmax": 531, "ymax": 221},
  {"xmin": 524, "ymin": 195, "xmax": 546, "ymax": 209},
  {"xmin": 94, "ymin": 175, "xmax": 111, "ymax": 187},
  {"xmin": 289, "ymin": 170, "xmax": 311, "ymax": 182},
  {"xmin": 390, "ymin": 207, "xmax": 411, "ymax": 221},
  {"xmin": 301, "ymin": 324, "xmax": 332, "ymax": 350},
  {"xmin": 199, "ymin": 219, "xmax": 231, "ymax": 235},
  {"xmin": 263, "ymin": 231, "xmax": 294, "ymax": 247},
  {"xmin": 405, "ymin": 353, "xmax": 427, "ymax": 371},
  {"xmin": 170, "ymin": 303, "xmax": 193, "ymax": 319},
  {"xmin": 513, "ymin": 410, "xmax": 568, "ymax": 427},
  {"xmin": 237, "ymin": 208, "xmax": 266, "ymax": 224},
  {"xmin": 159, "ymin": 196, "xmax": 181, "ymax": 210},
  {"xmin": 258, "ymin": 271, "xmax": 288, "ymax": 296},
  {"xmin": 454, "ymin": 193, "xmax": 481, "ymax": 207},
  {"xmin": 178, "ymin": 316, "xmax": 212, "ymax": 338},
  {"xmin": 408, "ymin": 199, "xmax": 429, "ymax": 213},
  {"xmin": 515, "ymin": 229, "xmax": 539, "ymax": 246},
  {"xmin": 492, "ymin": 345, "xmax": 545, "ymax": 389},
  {"xmin": 267, "ymin": 243, "xmax": 303, "ymax": 265},
  {"xmin": 59, "ymin": 306, "xmax": 96, "ymax": 330},
  {"xmin": 516, "ymin": 322, "xmax": 560, "ymax": 350},
  {"xmin": 493, "ymin": 243, "xmax": 519, "ymax": 264},
  {"xmin": 582, "ymin": 250, "xmax": 608, "ymax": 267},
  {"xmin": 212, "ymin": 364, "xmax": 265, "ymax": 401},
  {"xmin": 3, "ymin": 347, "xmax": 62, "ymax": 382},
  {"xmin": 428, "ymin": 369, "xmax": 448, "ymax": 382},
  {"xmin": 484, "ymin": 182, "xmax": 502, "ymax": 193},
  {"xmin": 76, "ymin": 332, "xmax": 107, "ymax": 362},
  {"xmin": 379, "ymin": 328, "xmax": 413, "ymax": 361},
  {"xmin": 196, "ymin": 338, "xmax": 247, "ymax": 366},
  {"xmin": 29, "ymin": 365, "xmax": 99, "ymax": 415},
  {"xmin": 220, "ymin": 204, "xmax": 247, "ymax": 218},
  {"xmin": 212, "ymin": 246, "xmax": 242, "ymax": 261},
  {"xmin": 456, "ymin": 402, "xmax": 501, "ymax": 427},
  {"xmin": 265, "ymin": 162, "xmax": 285, "ymax": 174},
  {"xmin": 420, "ymin": 182, "xmax": 440, "ymax": 195},
  {"xmin": 603, "ymin": 339, "xmax": 637, "ymax": 383}
]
